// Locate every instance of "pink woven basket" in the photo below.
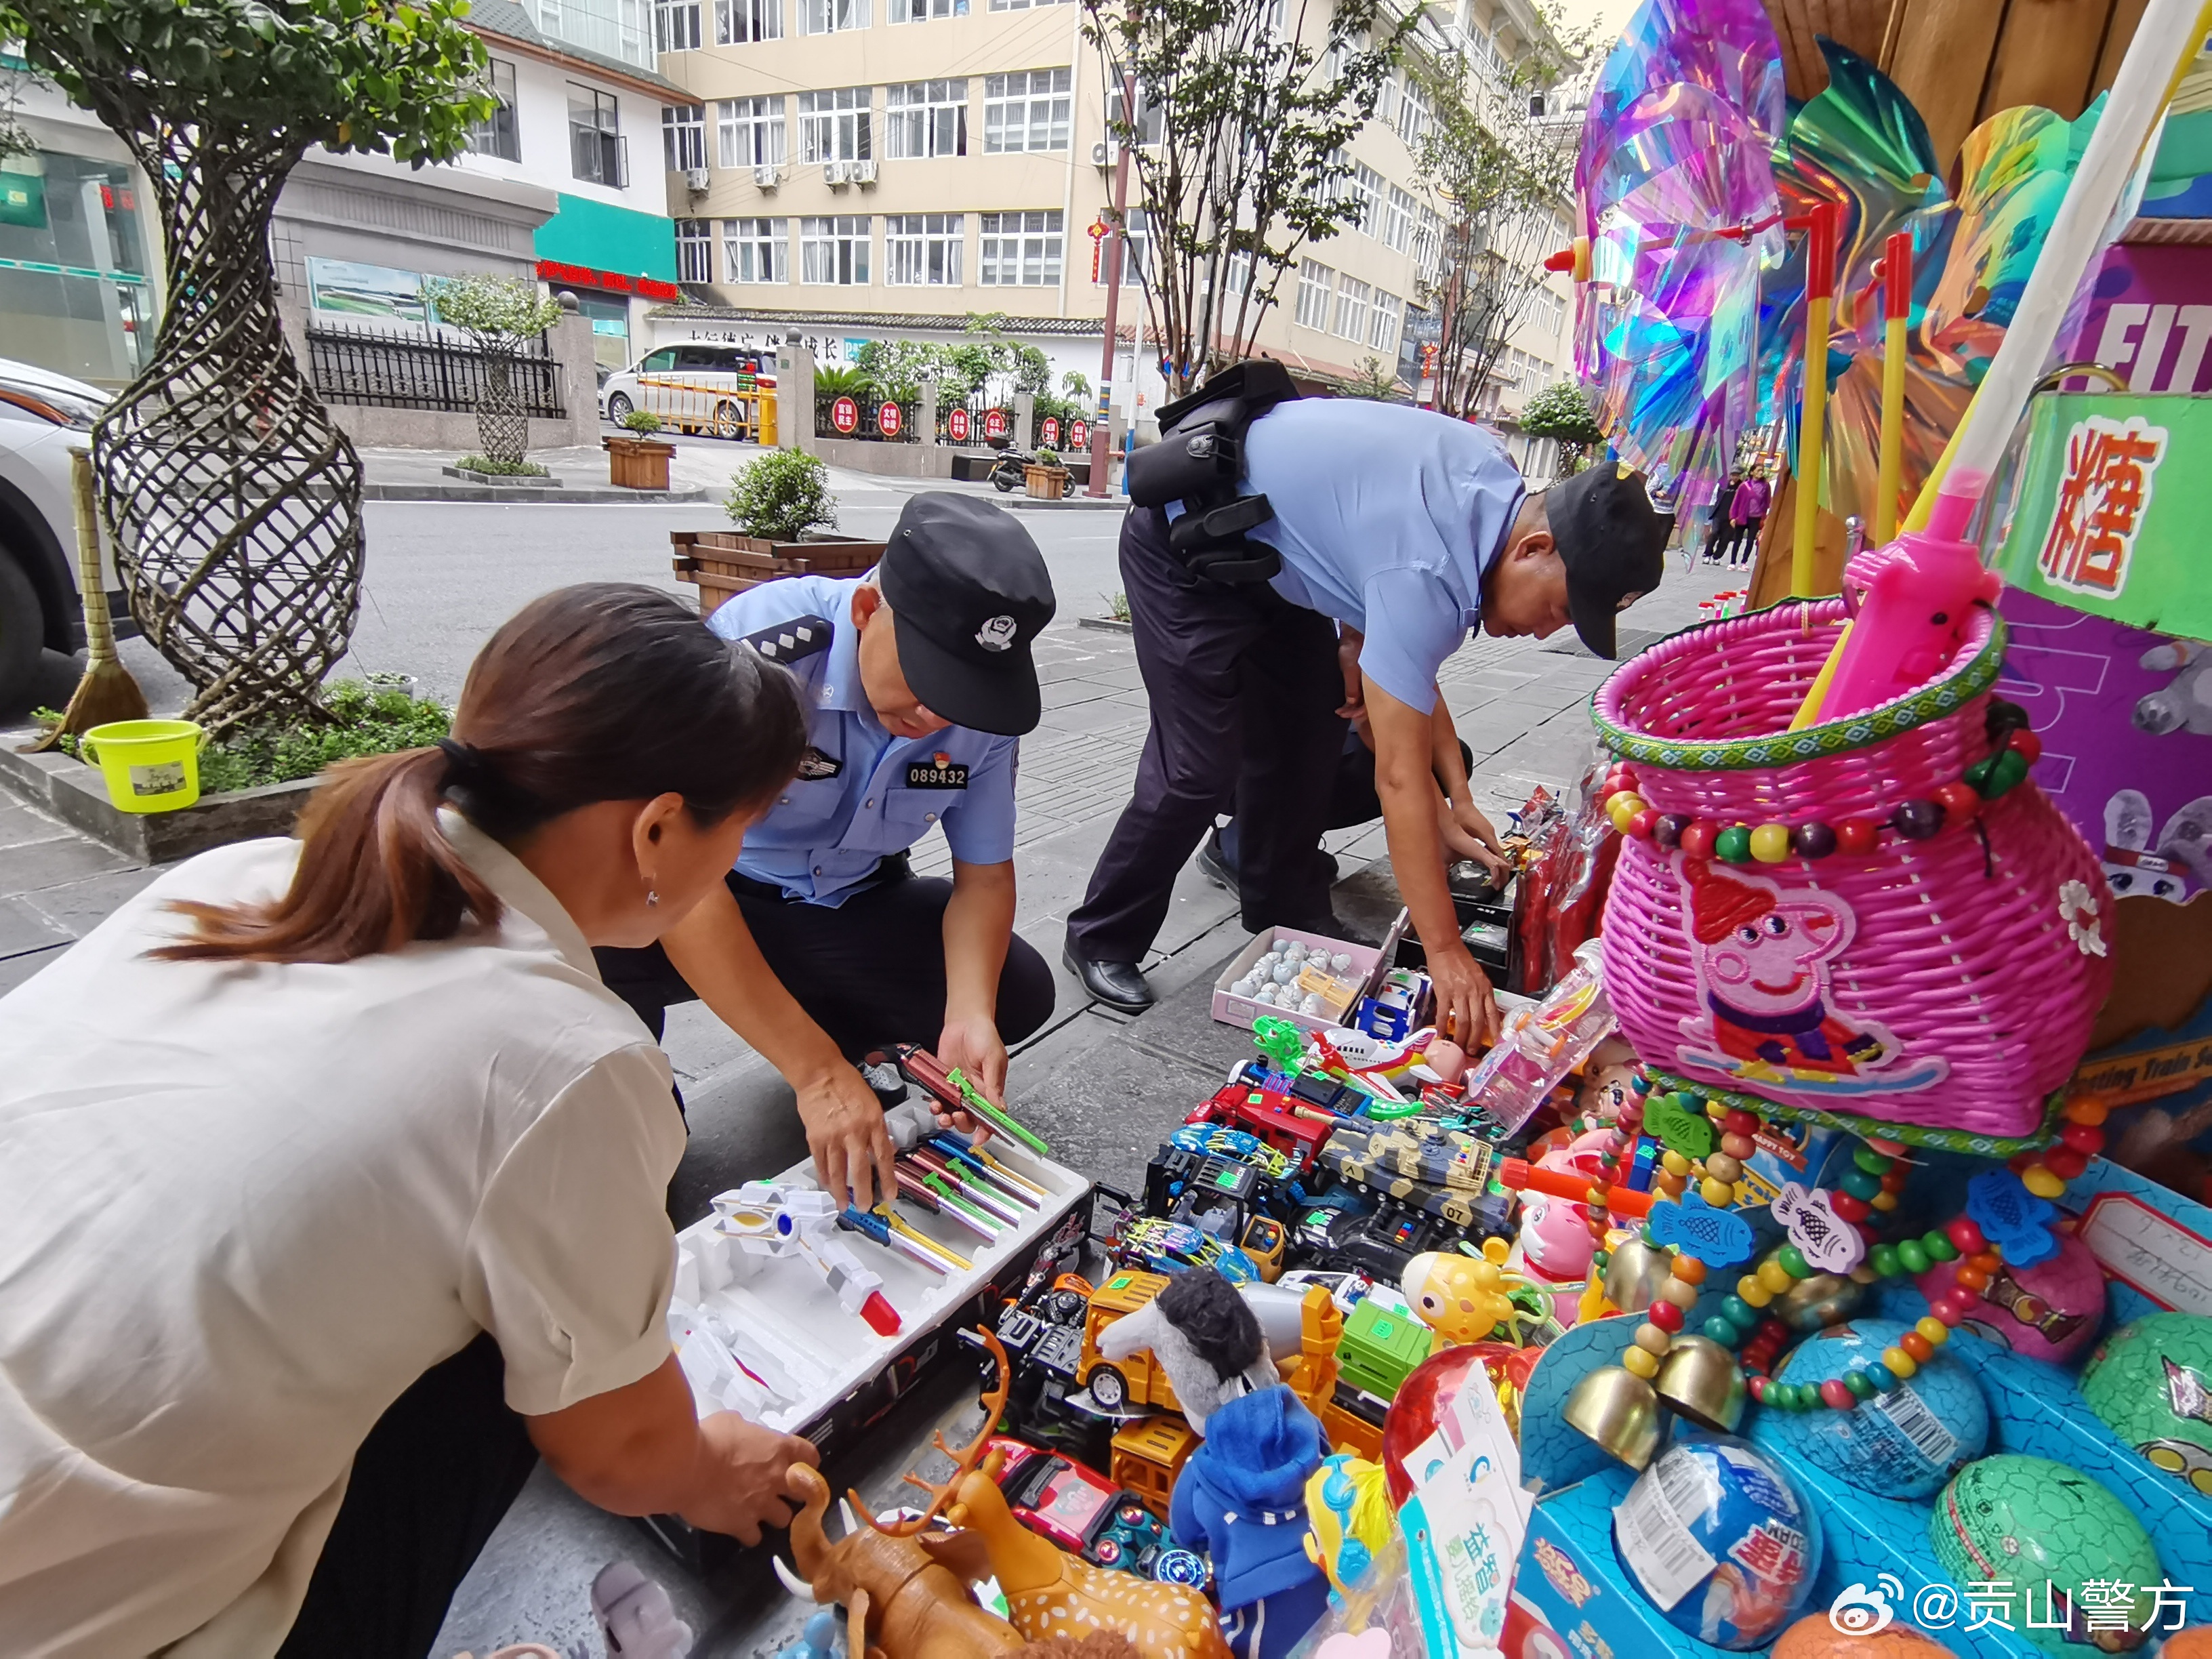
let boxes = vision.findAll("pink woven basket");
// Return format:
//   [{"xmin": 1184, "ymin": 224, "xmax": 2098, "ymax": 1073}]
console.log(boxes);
[{"xmin": 1591, "ymin": 598, "xmax": 2113, "ymax": 1147}]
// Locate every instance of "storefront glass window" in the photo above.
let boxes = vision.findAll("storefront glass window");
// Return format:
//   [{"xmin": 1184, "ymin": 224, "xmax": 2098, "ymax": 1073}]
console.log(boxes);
[
  {"xmin": 0, "ymin": 150, "xmax": 154, "ymax": 388},
  {"xmin": 577, "ymin": 293, "xmax": 631, "ymax": 373}
]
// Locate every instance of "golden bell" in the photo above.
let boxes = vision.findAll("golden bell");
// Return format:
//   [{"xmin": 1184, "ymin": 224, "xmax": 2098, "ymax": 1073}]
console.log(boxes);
[
  {"xmin": 1601, "ymin": 1237, "xmax": 1674, "ymax": 1315},
  {"xmin": 1654, "ymin": 1334, "xmax": 1746, "ymax": 1433},
  {"xmin": 1563, "ymin": 1364, "xmax": 1664, "ymax": 1470},
  {"xmin": 1776, "ymin": 1270, "xmax": 1866, "ymax": 1332}
]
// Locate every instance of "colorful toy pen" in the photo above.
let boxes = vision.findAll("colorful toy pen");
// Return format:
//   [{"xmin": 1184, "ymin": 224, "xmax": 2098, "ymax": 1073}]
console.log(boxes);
[
  {"xmin": 839, "ymin": 1206, "xmax": 956, "ymax": 1275},
  {"xmin": 945, "ymin": 1136, "xmax": 1049, "ymax": 1202},
  {"xmin": 943, "ymin": 1065, "xmax": 1052, "ymax": 1156},
  {"xmin": 928, "ymin": 1133, "xmax": 1042, "ymax": 1208},
  {"xmin": 872, "ymin": 1204, "xmax": 970, "ymax": 1271},
  {"xmin": 922, "ymin": 1170, "xmax": 1006, "ymax": 1233},
  {"xmin": 912, "ymin": 1147, "xmax": 1025, "ymax": 1225},
  {"xmin": 894, "ymin": 1164, "xmax": 1000, "ymax": 1241}
]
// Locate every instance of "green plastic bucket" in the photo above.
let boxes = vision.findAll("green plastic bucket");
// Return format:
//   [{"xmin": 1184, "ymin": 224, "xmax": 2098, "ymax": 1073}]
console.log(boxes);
[{"xmin": 80, "ymin": 719, "xmax": 206, "ymax": 813}]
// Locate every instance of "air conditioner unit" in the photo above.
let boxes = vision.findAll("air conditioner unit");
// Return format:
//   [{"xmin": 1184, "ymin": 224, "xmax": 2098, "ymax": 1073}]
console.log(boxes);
[
  {"xmin": 754, "ymin": 163, "xmax": 782, "ymax": 189},
  {"xmin": 684, "ymin": 166, "xmax": 711, "ymax": 193},
  {"xmin": 823, "ymin": 160, "xmax": 850, "ymax": 186},
  {"xmin": 851, "ymin": 158, "xmax": 878, "ymax": 186},
  {"xmin": 1090, "ymin": 140, "xmax": 1115, "ymax": 169}
]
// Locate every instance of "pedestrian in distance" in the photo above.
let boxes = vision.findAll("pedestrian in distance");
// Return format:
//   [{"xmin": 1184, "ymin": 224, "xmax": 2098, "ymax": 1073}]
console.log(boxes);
[{"xmin": 0, "ymin": 586, "xmax": 821, "ymax": 1658}]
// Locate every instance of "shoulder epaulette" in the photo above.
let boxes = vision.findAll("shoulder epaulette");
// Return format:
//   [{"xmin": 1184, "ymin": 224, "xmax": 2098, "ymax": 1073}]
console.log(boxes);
[{"xmin": 737, "ymin": 613, "xmax": 834, "ymax": 666}]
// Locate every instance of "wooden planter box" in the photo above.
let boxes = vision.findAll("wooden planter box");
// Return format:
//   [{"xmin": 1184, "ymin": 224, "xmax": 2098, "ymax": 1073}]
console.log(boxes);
[
  {"xmin": 1024, "ymin": 464, "xmax": 1071, "ymax": 500},
  {"xmin": 670, "ymin": 529, "xmax": 887, "ymax": 619},
  {"xmin": 605, "ymin": 433, "xmax": 676, "ymax": 491}
]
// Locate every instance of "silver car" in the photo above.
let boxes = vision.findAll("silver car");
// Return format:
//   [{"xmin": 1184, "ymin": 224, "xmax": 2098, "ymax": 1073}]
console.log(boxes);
[{"xmin": 0, "ymin": 358, "xmax": 113, "ymax": 713}]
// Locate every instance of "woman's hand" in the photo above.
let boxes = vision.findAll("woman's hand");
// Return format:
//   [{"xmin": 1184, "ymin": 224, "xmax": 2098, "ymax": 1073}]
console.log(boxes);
[
  {"xmin": 681, "ymin": 1414, "xmax": 820, "ymax": 1545},
  {"xmin": 935, "ymin": 1015, "xmax": 1006, "ymax": 1141},
  {"xmin": 1426, "ymin": 941, "xmax": 1500, "ymax": 1050},
  {"xmin": 795, "ymin": 1063, "xmax": 897, "ymax": 1210}
]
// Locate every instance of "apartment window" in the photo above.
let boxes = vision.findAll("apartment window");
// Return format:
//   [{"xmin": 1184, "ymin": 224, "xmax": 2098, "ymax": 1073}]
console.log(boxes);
[
  {"xmin": 1295, "ymin": 261, "xmax": 1333, "ymax": 331},
  {"xmin": 978, "ymin": 210, "xmax": 1062, "ymax": 285},
  {"xmin": 1349, "ymin": 163, "xmax": 1384, "ymax": 237},
  {"xmin": 885, "ymin": 80, "xmax": 966, "ymax": 158},
  {"xmin": 1095, "ymin": 207, "xmax": 1149, "ymax": 285},
  {"xmin": 1376, "ymin": 77, "xmax": 1400, "ymax": 127},
  {"xmin": 798, "ymin": 88, "xmax": 872, "ymax": 162},
  {"xmin": 1223, "ymin": 249, "xmax": 1254, "ymax": 297},
  {"xmin": 1536, "ymin": 288, "xmax": 1565, "ymax": 337},
  {"xmin": 802, "ymin": 214, "xmax": 871, "ymax": 283},
  {"xmin": 1334, "ymin": 275, "xmax": 1372, "ymax": 343},
  {"xmin": 655, "ymin": 0, "xmax": 701, "ymax": 49},
  {"xmin": 1382, "ymin": 184, "xmax": 1414, "ymax": 253},
  {"xmin": 1106, "ymin": 79, "xmax": 1164, "ymax": 146},
  {"xmin": 893, "ymin": 0, "xmax": 966, "ymax": 19},
  {"xmin": 1397, "ymin": 77, "xmax": 1431, "ymax": 147},
  {"xmin": 718, "ymin": 0, "xmax": 784, "ymax": 37},
  {"xmin": 663, "ymin": 104, "xmax": 707, "ymax": 171},
  {"xmin": 1413, "ymin": 205, "xmax": 1441, "ymax": 274},
  {"xmin": 1369, "ymin": 291, "xmax": 1402, "ymax": 354},
  {"xmin": 468, "ymin": 59, "xmax": 520, "ymax": 161},
  {"xmin": 569, "ymin": 85, "xmax": 628, "ymax": 186},
  {"xmin": 724, "ymin": 217, "xmax": 790, "ymax": 282},
  {"xmin": 989, "ymin": 0, "xmax": 1070, "ymax": 10},
  {"xmin": 886, "ymin": 213, "xmax": 963, "ymax": 284},
  {"xmin": 983, "ymin": 69, "xmax": 1071, "ymax": 153},
  {"xmin": 719, "ymin": 96, "xmax": 787, "ymax": 167},
  {"xmin": 801, "ymin": 0, "xmax": 868, "ymax": 33},
  {"xmin": 675, "ymin": 218, "xmax": 714, "ymax": 282}
]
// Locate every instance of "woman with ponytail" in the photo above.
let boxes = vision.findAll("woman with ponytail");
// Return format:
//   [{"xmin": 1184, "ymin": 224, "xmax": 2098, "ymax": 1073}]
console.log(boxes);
[{"xmin": 0, "ymin": 586, "xmax": 814, "ymax": 1659}]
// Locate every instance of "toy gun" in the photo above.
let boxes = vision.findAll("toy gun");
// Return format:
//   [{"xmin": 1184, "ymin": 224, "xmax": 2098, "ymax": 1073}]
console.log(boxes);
[{"xmin": 714, "ymin": 1181, "xmax": 902, "ymax": 1336}]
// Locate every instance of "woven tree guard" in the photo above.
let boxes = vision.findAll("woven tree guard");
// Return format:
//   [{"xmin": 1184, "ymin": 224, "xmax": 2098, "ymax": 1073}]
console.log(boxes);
[
  {"xmin": 431, "ymin": 274, "xmax": 565, "ymax": 470},
  {"xmin": 7, "ymin": 0, "xmax": 494, "ymax": 737}
]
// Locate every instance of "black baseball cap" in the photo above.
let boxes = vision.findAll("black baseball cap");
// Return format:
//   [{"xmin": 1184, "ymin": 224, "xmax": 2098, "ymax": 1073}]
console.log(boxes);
[
  {"xmin": 1547, "ymin": 460, "xmax": 1671, "ymax": 659},
  {"xmin": 878, "ymin": 492, "xmax": 1057, "ymax": 735}
]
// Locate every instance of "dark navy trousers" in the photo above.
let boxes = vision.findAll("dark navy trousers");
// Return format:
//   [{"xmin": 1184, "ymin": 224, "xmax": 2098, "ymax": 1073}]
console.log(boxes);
[{"xmin": 1066, "ymin": 506, "xmax": 1345, "ymax": 962}]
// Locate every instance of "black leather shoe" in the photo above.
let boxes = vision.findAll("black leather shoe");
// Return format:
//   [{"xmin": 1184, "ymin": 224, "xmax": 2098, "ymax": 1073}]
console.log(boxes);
[
  {"xmin": 1063, "ymin": 943, "xmax": 1155, "ymax": 1013},
  {"xmin": 1196, "ymin": 828, "xmax": 1240, "ymax": 896}
]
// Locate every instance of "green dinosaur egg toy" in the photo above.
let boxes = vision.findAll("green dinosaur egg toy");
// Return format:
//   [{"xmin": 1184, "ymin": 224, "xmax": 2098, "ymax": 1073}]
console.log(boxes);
[
  {"xmin": 1929, "ymin": 1456, "xmax": 2160, "ymax": 1657},
  {"xmin": 2081, "ymin": 1311, "xmax": 2212, "ymax": 1497}
]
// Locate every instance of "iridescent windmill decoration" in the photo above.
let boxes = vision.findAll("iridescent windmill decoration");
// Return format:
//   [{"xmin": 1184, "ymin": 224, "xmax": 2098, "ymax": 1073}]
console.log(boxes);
[{"xmin": 1573, "ymin": 0, "xmax": 1788, "ymax": 521}]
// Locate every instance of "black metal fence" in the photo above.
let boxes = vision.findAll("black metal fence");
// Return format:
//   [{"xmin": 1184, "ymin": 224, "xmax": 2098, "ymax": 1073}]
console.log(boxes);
[
  {"xmin": 815, "ymin": 392, "xmax": 920, "ymax": 443},
  {"xmin": 306, "ymin": 324, "xmax": 566, "ymax": 418}
]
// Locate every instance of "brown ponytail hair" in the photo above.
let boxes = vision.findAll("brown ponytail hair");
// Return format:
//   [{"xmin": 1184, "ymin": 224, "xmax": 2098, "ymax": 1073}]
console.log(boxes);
[{"xmin": 157, "ymin": 583, "xmax": 806, "ymax": 964}]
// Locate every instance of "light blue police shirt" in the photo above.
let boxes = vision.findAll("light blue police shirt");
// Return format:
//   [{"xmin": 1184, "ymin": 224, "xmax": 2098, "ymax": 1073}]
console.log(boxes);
[
  {"xmin": 1233, "ymin": 400, "xmax": 1526, "ymax": 713},
  {"xmin": 707, "ymin": 573, "xmax": 1019, "ymax": 905}
]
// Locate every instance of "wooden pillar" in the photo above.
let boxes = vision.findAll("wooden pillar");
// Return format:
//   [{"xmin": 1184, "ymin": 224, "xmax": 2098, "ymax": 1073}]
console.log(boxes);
[{"xmin": 1746, "ymin": 470, "xmax": 1851, "ymax": 609}]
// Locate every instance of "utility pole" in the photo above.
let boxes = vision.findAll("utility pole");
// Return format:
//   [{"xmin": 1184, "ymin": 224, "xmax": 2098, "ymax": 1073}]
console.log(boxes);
[{"xmin": 1088, "ymin": 69, "xmax": 1136, "ymax": 499}]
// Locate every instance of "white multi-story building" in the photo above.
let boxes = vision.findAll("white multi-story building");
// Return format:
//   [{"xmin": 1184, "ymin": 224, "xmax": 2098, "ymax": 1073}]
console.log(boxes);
[
  {"xmin": 0, "ymin": 0, "xmax": 686, "ymax": 388},
  {"xmin": 640, "ymin": 0, "xmax": 1574, "ymax": 451}
]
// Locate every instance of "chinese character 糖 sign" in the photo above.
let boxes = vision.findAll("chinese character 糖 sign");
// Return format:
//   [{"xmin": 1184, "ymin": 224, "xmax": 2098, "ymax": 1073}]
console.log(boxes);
[{"xmin": 2036, "ymin": 413, "xmax": 2167, "ymax": 597}]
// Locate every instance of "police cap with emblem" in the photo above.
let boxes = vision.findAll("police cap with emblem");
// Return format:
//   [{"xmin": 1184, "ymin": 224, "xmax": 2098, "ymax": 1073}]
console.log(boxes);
[
  {"xmin": 1545, "ymin": 460, "xmax": 1671, "ymax": 659},
  {"xmin": 879, "ymin": 492, "xmax": 1056, "ymax": 735}
]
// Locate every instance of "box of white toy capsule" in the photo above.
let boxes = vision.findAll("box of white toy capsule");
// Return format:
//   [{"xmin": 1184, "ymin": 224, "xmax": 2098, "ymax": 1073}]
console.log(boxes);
[
  {"xmin": 1212, "ymin": 925, "xmax": 1383, "ymax": 1034},
  {"xmin": 643, "ymin": 1131, "xmax": 1090, "ymax": 1572}
]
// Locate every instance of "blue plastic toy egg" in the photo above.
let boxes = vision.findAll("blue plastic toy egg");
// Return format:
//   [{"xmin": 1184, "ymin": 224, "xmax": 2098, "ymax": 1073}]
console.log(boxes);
[
  {"xmin": 1613, "ymin": 1433, "xmax": 1823, "ymax": 1651},
  {"xmin": 1763, "ymin": 1318, "xmax": 1989, "ymax": 1498}
]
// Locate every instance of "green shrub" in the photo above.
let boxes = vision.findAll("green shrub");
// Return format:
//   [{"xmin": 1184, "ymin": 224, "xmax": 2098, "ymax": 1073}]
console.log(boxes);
[
  {"xmin": 812, "ymin": 364, "xmax": 871, "ymax": 397},
  {"xmin": 619, "ymin": 408, "xmax": 663, "ymax": 434},
  {"xmin": 725, "ymin": 449, "xmax": 838, "ymax": 543},
  {"xmin": 198, "ymin": 680, "xmax": 453, "ymax": 794},
  {"xmin": 456, "ymin": 453, "xmax": 550, "ymax": 477},
  {"xmin": 1034, "ymin": 447, "xmax": 1061, "ymax": 468}
]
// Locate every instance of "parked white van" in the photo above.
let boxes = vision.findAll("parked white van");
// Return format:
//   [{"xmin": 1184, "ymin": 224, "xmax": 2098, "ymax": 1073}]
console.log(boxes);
[{"xmin": 599, "ymin": 344, "xmax": 776, "ymax": 439}]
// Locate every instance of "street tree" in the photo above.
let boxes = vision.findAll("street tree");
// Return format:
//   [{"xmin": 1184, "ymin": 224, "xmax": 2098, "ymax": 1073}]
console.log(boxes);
[
  {"xmin": 1518, "ymin": 379, "xmax": 1606, "ymax": 474},
  {"xmin": 1410, "ymin": 18, "xmax": 1588, "ymax": 421},
  {"xmin": 431, "ymin": 274, "xmax": 565, "ymax": 471},
  {"xmin": 1, "ymin": 0, "xmax": 491, "ymax": 732},
  {"xmin": 1084, "ymin": 0, "xmax": 1410, "ymax": 398}
]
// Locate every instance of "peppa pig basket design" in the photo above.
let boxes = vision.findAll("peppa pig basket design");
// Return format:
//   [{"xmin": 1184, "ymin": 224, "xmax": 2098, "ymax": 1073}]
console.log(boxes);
[{"xmin": 1590, "ymin": 596, "xmax": 2112, "ymax": 1149}]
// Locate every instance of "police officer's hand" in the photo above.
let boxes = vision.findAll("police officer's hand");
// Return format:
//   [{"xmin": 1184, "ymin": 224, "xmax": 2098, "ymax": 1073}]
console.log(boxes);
[
  {"xmin": 936, "ymin": 1016, "xmax": 1007, "ymax": 1141},
  {"xmin": 1428, "ymin": 942, "xmax": 1500, "ymax": 1050},
  {"xmin": 1336, "ymin": 628, "xmax": 1366, "ymax": 721},
  {"xmin": 795, "ymin": 1063, "xmax": 898, "ymax": 1210},
  {"xmin": 1441, "ymin": 799, "xmax": 1511, "ymax": 883}
]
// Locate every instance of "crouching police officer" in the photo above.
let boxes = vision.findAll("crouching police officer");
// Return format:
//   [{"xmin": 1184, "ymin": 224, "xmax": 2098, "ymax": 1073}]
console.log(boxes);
[
  {"xmin": 1063, "ymin": 379, "xmax": 1668, "ymax": 1046},
  {"xmin": 596, "ymin": 492, "xmax": 1057, "ymax": 1208}
]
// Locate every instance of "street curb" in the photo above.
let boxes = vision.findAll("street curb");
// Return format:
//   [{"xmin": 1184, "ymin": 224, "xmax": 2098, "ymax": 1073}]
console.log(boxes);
[
  {"xmin": 996, "ymin": 495, "xmax": 1127, "ymax": 512},
  {"xmin": 361, "ymin": 483, "xmax": 710, "ymax": 504},
  {"xmin": 0, "ymin": 733, "xmax": 316, "ymax": 864},
  {"xmin": 1077, "ymin": 617, "xmax": 1134, "ymax": 634}
]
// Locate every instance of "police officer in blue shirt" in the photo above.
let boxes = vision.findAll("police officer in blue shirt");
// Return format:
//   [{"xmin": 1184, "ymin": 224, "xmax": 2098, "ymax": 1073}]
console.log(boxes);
[
  {"xmin": 596, "ymin": 493, "xmax": 1057, "ymax": 1208},
  {"xmin": 1064, "ymin": 392, "xmax": 1668, "ymax": 1045}
]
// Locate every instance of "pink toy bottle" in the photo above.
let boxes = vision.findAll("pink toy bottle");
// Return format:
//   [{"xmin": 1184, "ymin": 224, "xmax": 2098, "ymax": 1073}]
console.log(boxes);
[{"xmin": 1820, "ymin": 487, "xmax": 2003, "ymax": 720}]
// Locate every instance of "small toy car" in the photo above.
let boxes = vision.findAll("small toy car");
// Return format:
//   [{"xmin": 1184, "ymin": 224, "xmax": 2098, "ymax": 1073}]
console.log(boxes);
[
  {"xmin": 987, "ymin": 1435, "xmax": 1166, "ymax": 1576},
  {"xmin": 1111, "ymin": 1214, "xmax": 1260, "ymax": 1283}
]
